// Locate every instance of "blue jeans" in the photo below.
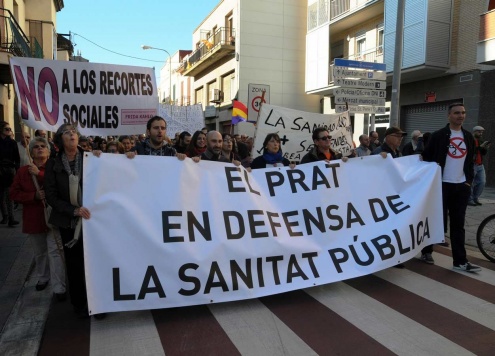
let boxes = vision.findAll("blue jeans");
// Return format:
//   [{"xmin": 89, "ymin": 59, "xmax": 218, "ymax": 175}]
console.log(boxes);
[{"xmin": 469, "ymin": 164, "xmax": 486, "ymax": 203}]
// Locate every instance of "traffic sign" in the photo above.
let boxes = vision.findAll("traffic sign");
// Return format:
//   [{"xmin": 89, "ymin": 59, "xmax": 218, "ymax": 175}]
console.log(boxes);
[
  {"xmin": 334, "ymin": 58, "xmax": 386, "ymax": 71},
  {"xmin": 334, "ymin": 78, "xmax": 386, "ymax": 89},
  {"xmin": 247, "ymin": 84, "xmax": 270, "ymax": 122},
  {"xmin": 334, "ymin": 97, "xmax": 386, "ymax": 106},
  {"xmin": 333, "ymin": 66, "xmax": 386, "ymax": 81},
  {"xmin": 334, "ymin": 88, "xmax": 386, "ymax": 98},
  {"xmin": 335, "ymin": 104, "xmax": 386, "ymax": 114}
]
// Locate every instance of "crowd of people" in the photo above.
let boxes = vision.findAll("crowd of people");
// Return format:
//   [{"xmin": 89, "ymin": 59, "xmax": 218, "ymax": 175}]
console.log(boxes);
[{"xmin": 0, "ymin": 103, "xmax": 490, "ymax": 320}]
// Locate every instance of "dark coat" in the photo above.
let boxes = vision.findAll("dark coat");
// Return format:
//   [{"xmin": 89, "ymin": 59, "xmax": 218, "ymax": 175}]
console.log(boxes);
[
  {"xmin": 371, "ymin": 142, "xmax": 401, "ymax": 158},
  {"xmin": 300, "ymin": 147, "xmax": 342, "ymax": 164},
  {"xmin": 44, "ymin": 151, "xmax": 83, "ymax": 229},
  {"xmin": 421, "ymin": 124, "xmax": 474, "ymax": 184},
  {"xmin": 250, "ymin": 155, "xmax": 291, "ymax": 169}
]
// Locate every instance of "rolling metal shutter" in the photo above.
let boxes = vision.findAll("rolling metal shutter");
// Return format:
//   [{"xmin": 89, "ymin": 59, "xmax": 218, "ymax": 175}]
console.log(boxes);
[{"xmin": 401, "ymin": 99, "xmax": 462, "ymax": 144}]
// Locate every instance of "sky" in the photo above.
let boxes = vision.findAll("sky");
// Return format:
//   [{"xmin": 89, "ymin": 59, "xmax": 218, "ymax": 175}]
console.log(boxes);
[{"xmin": 56, "ymin": 0, "xmax": 220, "ymax": 81}]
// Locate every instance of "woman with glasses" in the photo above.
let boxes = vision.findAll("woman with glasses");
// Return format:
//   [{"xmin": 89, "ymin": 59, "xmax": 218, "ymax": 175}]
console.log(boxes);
[
  {"xmin": 221, "ymin": 133, "xmax": 241, "ymax": 163},
  {"xmin": 44, "ymin": 123, "xmax": 105, "ymax": 319},
  {"xmin": 10, "ymin": 137, "xmax": 66, "ymax": 299},
  {"xmin": 185, "ymin": 130, "xmax": 207, "ymax": 158},
  {"xmin": 0, "ymin": 121, "xmax": 20, "ymax": 226},
  {"xmin": 251, "ymin": 133, "xmax": 295, "ymax": 169}
]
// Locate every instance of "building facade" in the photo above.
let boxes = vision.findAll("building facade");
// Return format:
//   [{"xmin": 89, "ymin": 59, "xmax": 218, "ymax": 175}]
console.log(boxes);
[{"xmin": 305, "ymin": 0, "xmax": 495, "ymax": 185}]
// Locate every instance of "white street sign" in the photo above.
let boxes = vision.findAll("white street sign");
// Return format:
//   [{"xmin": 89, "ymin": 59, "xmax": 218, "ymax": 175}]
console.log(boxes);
[
  {"xmin": 334, "ymin": 88, "xmax": 386, "ymax": 98},
  {"xmin": 333, "ymin": 67, "xmax": 387, "ymax": 81},
  {"xmin": 334, "ymin": 78, "xmax": 386, "ymax": 89},
  {"xmin": 335, "ymin": 97, "xmax": 386, "ymax": 106},
  {"xmin": 335, "ymin": 104, "xmax": 386, "ymax": 114},
  {"xmin": 248, "ymin": 83, "xmax": 270, "ymax": 122}
]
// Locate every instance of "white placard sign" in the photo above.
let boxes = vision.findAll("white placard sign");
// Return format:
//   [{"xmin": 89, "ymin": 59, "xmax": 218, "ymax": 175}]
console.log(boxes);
[
  {"xmin": 253, "ymin": 104, "xmax": 353, "ymax": 161},
  {"xmin": 158, "ymin": 104, "xmax": 205, "ymax": 137},
  {"xmin": 83, "ymin": 154, "xmax": 443, "ymax": 315},
  {"xmin": 10, "ymin": 57, "xmax": 158, "ymax": 135}
]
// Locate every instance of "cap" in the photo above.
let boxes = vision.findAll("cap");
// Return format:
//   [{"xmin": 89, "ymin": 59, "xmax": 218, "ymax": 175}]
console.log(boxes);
[
  {"xmin": 473, "ymin": 126, "xmax": 484, "ymax": 132},
  {"xmin": 385, "ymin": 126, "xmax": 407, "ymax": 137}
]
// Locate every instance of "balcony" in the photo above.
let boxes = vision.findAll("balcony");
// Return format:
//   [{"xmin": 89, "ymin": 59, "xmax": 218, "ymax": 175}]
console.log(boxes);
[
  {"xmin": 477, "ymin": 10, "xmax": 495, "ymax": 65},
  {"xmin": 0, "ymin": 8, "xmax": 43, "ymax": 84},
  {"xmin": 329, "ymin": 0, "xmax": 383, "ymax": 33},
  {"xmin": 182, "ymin": 27, "xmax": 235, "ymax": 77}
]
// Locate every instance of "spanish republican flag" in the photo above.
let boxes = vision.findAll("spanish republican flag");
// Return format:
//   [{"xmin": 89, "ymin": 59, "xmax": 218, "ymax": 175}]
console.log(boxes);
[{"xmin": 231, "ymin": 100, "xmax": 248, "ymax": 125}]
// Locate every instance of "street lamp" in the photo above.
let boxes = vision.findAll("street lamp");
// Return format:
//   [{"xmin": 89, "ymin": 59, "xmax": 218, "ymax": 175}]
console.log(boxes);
[{"xmin": 141, "ymin": 45, "xmax": 172, "ymax": 105}]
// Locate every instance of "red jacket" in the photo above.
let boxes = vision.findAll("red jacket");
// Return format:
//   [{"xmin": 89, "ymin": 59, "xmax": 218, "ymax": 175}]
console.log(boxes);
[{"xmin": 10, "ymin": 164, "xmax": 48, "ymax": 234}]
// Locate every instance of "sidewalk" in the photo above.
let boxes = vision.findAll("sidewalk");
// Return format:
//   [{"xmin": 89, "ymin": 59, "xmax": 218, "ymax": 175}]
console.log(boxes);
[{"xmin": 1, "ymin": 187, "xmax": 494, "ymax": 355}]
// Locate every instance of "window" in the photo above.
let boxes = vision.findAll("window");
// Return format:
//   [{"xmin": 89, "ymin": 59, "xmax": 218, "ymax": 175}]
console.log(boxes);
[
  {"xmin": 222, "ymin": 72, "xmax": 235, "ymax": 102},
  {"xmin": 356, "ymin": 33, "xmax": 366, "ymax": 59},
  {"xmin": 377, "ymin": 23, "xmax": 384, "ymax": 54}
]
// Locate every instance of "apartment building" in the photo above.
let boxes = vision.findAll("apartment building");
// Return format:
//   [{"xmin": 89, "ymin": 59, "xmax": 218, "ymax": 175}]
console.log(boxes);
[
  {"xmin": 166, "ymin": 0, "xmax": 321, "ymax": 133},
  {"xmin": 306, "ymin": 0, "xmax": 495, "ymax": 185},
  {"xmin": 0, "ymin": 0, "xmax": 64, "ymax": 139}
]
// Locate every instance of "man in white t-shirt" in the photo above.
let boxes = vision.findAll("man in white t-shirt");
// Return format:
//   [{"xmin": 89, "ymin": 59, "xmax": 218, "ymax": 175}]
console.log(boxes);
[{"xmin": 421, "ymin": 103, "xmax": 481, "ymax": 272}]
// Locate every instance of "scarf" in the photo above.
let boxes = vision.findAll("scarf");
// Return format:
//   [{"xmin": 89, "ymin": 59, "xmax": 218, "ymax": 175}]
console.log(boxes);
[
  {"xmin": 193, "ymin": 146, "xmax": 206, "ymax": 157},
  {"xmin": 62, "ymin": 151, "xmax": 83, "ymax": 247},
  {"xmin": 262, "ymin": 151, "xmax": 283, "ymax": 164}
]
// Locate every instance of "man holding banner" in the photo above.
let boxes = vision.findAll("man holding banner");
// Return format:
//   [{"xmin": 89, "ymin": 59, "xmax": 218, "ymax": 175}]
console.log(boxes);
[{"xmin": 300, "ymin": 128, "xmax": 345, "ymax": 164}]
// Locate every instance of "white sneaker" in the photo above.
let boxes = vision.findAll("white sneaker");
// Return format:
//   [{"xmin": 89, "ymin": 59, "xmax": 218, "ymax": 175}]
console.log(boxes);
[{"xmin": 453, "ymin": 262, "xmax": 481, "ymax": 273}]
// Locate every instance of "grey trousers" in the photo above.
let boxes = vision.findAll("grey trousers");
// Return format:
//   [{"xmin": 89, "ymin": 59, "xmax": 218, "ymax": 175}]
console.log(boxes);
[{"xmin": 30, "ymin": 229, "xmax": 66, "ymax": 293}]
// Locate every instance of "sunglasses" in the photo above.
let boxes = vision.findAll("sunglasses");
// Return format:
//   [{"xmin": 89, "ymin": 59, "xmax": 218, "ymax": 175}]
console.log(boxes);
[
  {"xmin": 317, "ymin": 136, "xmax": 331, "ymax": 141},
  {"xmin": 33, "ymin": 145, "xmax": 46, "ymax": 149},
  {"xmin": 3, "ymin": 127, "xmax": 12, "ymax": 132}
]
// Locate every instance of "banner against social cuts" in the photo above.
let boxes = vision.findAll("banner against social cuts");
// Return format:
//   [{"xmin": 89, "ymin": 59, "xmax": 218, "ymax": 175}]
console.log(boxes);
[
  {"xmin": 158, "ymin": 103, "xmax": 205, "ymax": 137},
  {"xmin": 82, "ymin": 154, "xmax": 443, "ymax": 315},
  {"xmin": 9, "ymin": 57, "xmax": 158, "ymax": 135},
  {"xmin": 253, "ymin": 104, "xmax": 353, "ymax": 161}
]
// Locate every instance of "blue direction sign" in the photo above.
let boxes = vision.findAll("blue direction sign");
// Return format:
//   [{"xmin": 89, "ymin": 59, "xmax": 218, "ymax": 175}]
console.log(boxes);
[{"xmin": 334, "ymin": 58, "xmax": 386, "ymax": 71}]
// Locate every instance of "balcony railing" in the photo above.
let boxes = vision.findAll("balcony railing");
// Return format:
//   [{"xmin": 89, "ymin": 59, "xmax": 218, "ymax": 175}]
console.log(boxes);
[
  {"xmin": 0, "ymin": 8, "xmax": 43, "ymax": 58},
  {"xmin": 331, "ymin": 0, "xmax": 374, "ymax": 20},
  {"xmin": 181, "ymin": 27, "xmax": 235, "ymax": 76}
]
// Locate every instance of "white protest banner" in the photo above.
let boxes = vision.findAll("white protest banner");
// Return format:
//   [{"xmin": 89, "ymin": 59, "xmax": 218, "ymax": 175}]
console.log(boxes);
[
  {"xmin": 83, "ymin": 154, "xmax": 443, "ymax": 315},
  {"xmin": 158, "ymin": 103, "xmax": 205, "ymax": 137},
  {"xmin": 253, "ymin": 104, "xmax": 353, "ymax": 161},
  {"xmin": 9, "ymin": 57, "xmax": 157, "ymax": 135}
]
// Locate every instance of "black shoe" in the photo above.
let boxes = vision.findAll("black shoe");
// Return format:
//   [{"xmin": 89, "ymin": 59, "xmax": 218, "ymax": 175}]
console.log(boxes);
[
  {"xmin": 55, "ymin": 292, "xmax": 67, "ymax": 302},
  {"xmin": 35, "ymin": 281, "xmax": 49, "ymax": 291},
  {"xmin": 8, "ymin": 219, "xmax": 19, "ymax": 227},
  {"xmin": 0, "ymin": 217, "xmax": 7, "ymax": 224},
  {"xmin": 73, "ymin": 306, "xmax": 89, "ymax": 318},
  {"xmin": 475, "ymin": 200, "xmax": 482, "ymax": 206},
  {"xmin": 394, "ymin": 263, "xmax": 405, "ymax": 269},
  {"xmin": 94, "ymin": 313, "xmax": 107, "ymax": 320},
  {"xmin": 467, "ymin": 201, "xmax": 477, "ymax": 207}
]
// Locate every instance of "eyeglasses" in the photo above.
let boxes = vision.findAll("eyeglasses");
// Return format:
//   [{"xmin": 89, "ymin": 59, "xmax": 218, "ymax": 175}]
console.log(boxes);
[
  {"xmin": 32, "ymin": 145, "xmax": 46, "ymax": 149},
  {"xmin": 317, "ymin": 136, "xmax": 331, "ymax": 141},
  {"xmin": 62, "ymin": 129, "xmax": 77, "ymax": 136},
  {"xmin": 3, "ymin": 127, "xmax": 12, "ymax": 132},
  {"xmin": 25, "ymin": 136, "xmax": 31, "ymax": 139}
]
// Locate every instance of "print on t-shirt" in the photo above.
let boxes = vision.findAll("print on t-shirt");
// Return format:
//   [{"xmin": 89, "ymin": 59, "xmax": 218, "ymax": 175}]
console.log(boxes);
[{"xmin": 447, "ymin": 137, "xmax": 467, "ymax": 159}]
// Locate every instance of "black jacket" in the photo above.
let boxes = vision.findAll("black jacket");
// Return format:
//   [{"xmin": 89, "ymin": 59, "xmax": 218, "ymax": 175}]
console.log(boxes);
[
  {"xmin": 45, "ymin": 150, "xmax": 84, "ymax": 229},
  {"xmin": 421, "ymin": 124, "xmax": 474, "ymax": 184},
  {"xmin": 371, "ymin": 142, "xmax": 401, "ymax": 158},
  {"xmin": 300, "ymin": 147, "xmax": 342, "ymax": 164}
]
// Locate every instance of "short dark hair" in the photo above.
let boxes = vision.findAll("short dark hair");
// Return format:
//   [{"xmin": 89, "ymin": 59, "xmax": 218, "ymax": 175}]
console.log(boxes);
[
  {"xmin": 179, "ymin": 131, "xmax": 191, "ymax": 140},
  {"xmin": 118, "ymin": 135, "xmax": 130, "ymax": 142},
  {"xmin": 358, "ymin": 134, "xmax": 367, "ymax": 142},
  {"xmin": 448, "ymin": 102, "xmax": 464, "ymax": 113},
  {"xmin": 312, "ymin": 127, "xmax": 329, "ymax": 141},
  {"xmin": 53, "ymin": 123, "xmax": 78, "ymax": 152},
  {"xmin": 146, "ymin": 116, "xmax": 166, "ymax": 130},
  {"xmin": 262, "ymin": 133, "xmax": 281, "ymax": 150}
]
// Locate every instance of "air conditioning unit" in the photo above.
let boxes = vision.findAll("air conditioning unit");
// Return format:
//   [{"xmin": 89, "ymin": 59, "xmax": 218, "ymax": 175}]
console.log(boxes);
[{"xmin": 210, "ymin": 88, "xmax": 223, "ymax": 102}]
